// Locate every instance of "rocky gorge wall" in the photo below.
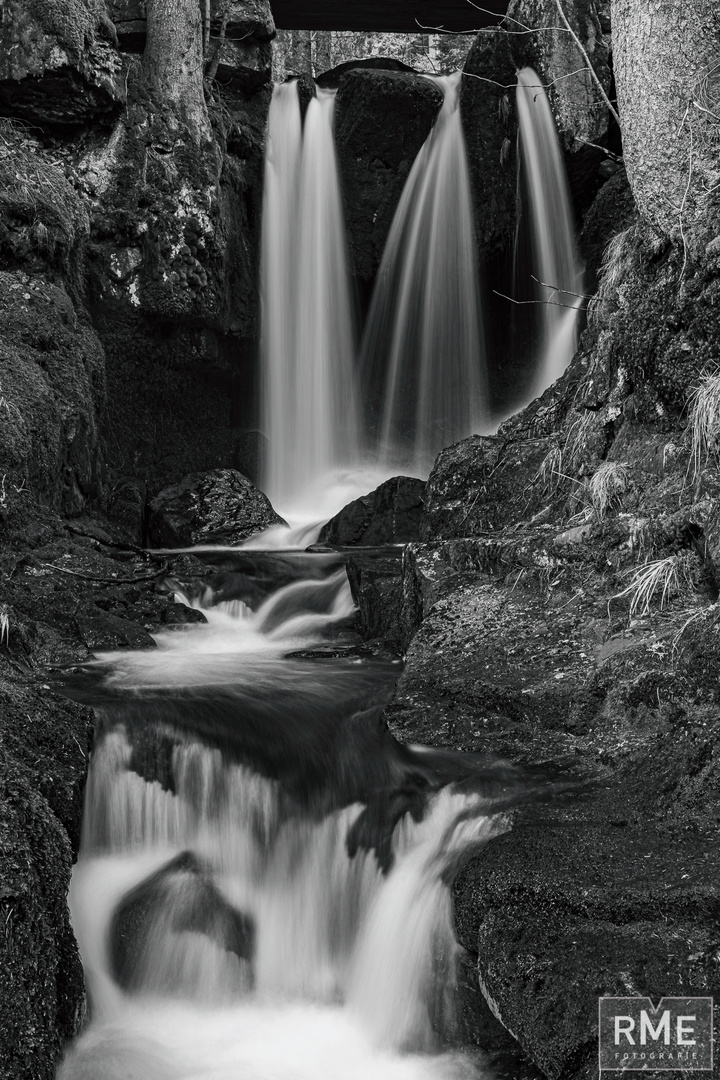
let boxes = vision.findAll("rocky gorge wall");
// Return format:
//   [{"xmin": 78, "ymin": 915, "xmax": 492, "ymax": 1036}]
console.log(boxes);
[{"xmin": 1, "ymin": 1, "xmax": 718, "ymax": 1077}]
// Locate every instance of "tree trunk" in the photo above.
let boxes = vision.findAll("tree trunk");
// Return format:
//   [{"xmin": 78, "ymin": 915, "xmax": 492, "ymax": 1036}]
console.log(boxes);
[
  {"xmin": 143, "ymin": 0, "xmax": 211, "ymax": 140},
  {"xmin": 611, "ymin": 0, "xmax": 720, "ymax": 238},
  {"xmin": 290, "ymin": 29, "xmax": 313, "ymax": 77}
]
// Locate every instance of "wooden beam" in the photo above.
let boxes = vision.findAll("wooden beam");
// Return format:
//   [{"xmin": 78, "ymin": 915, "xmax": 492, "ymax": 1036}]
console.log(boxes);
[{"xmin": 269, "ymin": 0, "xmax": 508, "ymax": 33}]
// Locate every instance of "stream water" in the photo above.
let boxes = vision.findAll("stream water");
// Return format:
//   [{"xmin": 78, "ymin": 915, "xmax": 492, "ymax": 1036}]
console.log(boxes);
[
  {"xmin": 57, "ymin": 554, "xmax": 518, "ymax": 1080},
  {"xmin": 56, "ymin": 62, "xmax": 583, "ymax": 1079}
]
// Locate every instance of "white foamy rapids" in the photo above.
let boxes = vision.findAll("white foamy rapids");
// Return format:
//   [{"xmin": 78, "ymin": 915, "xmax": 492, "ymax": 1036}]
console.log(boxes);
[
  {"xmin": 360, "ymin": 71, "xmax": 488, "ymax": 476},
  {"xmin": 91, "ymin": 569, "xmax": 355, "ymax": 691},
  {"xmin": 63, "ymin": 731, "xmax": 502, "ymax": 1079},
  {"xmin": 516, "ymin": 67, "xmax": 584, "ymax": 398},
  {"xmin": 244, "ymin": 463, "xmax": 417, "ymax": 549}
]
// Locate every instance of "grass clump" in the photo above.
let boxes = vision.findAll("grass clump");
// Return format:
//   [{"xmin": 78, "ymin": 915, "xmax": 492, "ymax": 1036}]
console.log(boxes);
[
  {"xmin": 687, "ymin": 370, "xmax": 720, "ymax": 479},
  {"xmin": 587, "ymin": 460, "xmax": 630, "ymax": 519},
  {"xmin": 612, "ymin": 554, "xmax": 694, "ymax": 620}
]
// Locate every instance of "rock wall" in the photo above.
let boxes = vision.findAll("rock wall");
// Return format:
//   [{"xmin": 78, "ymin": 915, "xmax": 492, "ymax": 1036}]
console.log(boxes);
[{"xmin": 0, "ymin": 2, "xmax": 275, "ymax": 1075}]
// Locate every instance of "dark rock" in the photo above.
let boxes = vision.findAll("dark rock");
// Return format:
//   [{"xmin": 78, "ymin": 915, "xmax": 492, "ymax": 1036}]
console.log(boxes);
[
  {"xmin": 0, "ymin": 750, "xmax": 85, "ymax": 1080},
  {"xmin": 110, "ymin": 850, "xmax": 255, "ymax": 991},
  {"xmin": 346, "ymin": 554, "xmax": 404, "ymax": 651},
  {"xmin": 233, "ymin": 429, "xmax": 267, "ymax": 485},
  {"xmin": 0, "ymin": 0, "xmax": 125, "ymax": 127},
  {"xmin": 319, "ymin": 476, "xmax": 426, "ymax": 546},
  {"xmin": 460, "ymin": 31, "xmax": 518, "ymax": 261},
  {"xmin": 421, "ymin": 435, "xmax": 555, "ymax": 541},
  {"xmin": 74, "ymin": 604, "xmax": 156, "ymax": 651},
  {"xmin": 335, "ymin": 70, "xmax": 443, "ymax": 282},
  {"xmin": 106, "ymin": 476, "xmax": 147, "ymax": 546},
  {"xmin": 148, "ymin": 468, "xmax": 286, "ymax": 548},
  {"xmin": 579, "ymin": 167, "xmax": 637, "ymax": 291},
  {"xmin": 506, "ymin": 0, "xmax": 612, "ymax": 151},
  {"xmin": 0, "ymin": 270, "xmax": 105, "ymax": 523},
  {"xmin": 316, "ymin": 56, "xmax": 416, "ymax": 89},
  {"xmin": 454, "ymin": 824, "xmax": 720, "ymax": 1079}
]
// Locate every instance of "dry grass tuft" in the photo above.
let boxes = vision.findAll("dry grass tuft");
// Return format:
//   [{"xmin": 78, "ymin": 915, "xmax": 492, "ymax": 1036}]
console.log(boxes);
[
  {"xmin": 612, "ymin": 554, "xmax": 694, "ymax": 620},
  {"xmin": 687, "ymin": 370, "xmax": 720, "ymax": 479},
  {"xmin": 587, "ymin": 460, "xmax": 630, "ymax": 519},
  {"xmin": 0, "ymin": 604, "xmax": 8, "ymax": 648},
  {"xmin": 587, "ymin": 225, "xmax": 637, "ymax": 327}
]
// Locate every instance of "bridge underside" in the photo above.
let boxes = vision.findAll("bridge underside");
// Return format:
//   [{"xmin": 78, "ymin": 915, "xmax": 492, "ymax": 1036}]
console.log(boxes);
[{"xmin": 269, "ymin": 1, "xmax": 508, "ymax": 33}]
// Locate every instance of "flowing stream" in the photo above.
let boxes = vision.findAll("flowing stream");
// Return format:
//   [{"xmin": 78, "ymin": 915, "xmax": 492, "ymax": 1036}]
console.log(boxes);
[{"xmin": 57, "ymin": 556, "xmax": 514, "ymax": 1080}]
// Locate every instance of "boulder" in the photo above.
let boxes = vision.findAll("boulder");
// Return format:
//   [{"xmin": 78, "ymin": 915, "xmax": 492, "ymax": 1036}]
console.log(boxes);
[
  {"xmin": 421, "ymin": 435, "xmax": 555, "ymax": 541},
  {"xmin": 0, "ymin": 270, "xmax": 105, "ymax": 521},
  {"xmin": 0, "ymin": 751, "xmax": 85, "ymax": 1080},
  {"xmin": 110, "ymin": 850, "xmax": 255, "ymax": 991},
  {"xmin": 319, "ymin": 475, "xmax": 426, "ymax": 546},
  {"xmin": 316, "ymin": 57, "xmax": 416, "ymax": 89},
  {"xmin": 460, "ymin": 31, "xmax": 518, "ymax": 262},
  {"xmin": 0, "ymin": 0, "xmax": 125, "ymax": 127},
  {"xmin": 147, "ymin": 468, "xmax": 286, "ymax": 548},
  {"xmin": 506, "ymin": 0, "xmax": 612, "ymax": 150},
  {"xmin": 454, "ymin": 824, "xmax": 720, "ymax": 1079},
  {"xmin": 335, "ymin": 70, "xmax": 443, "ymax": 282},
  {"xmin": 346, "ymin": 554, "xmax": 404, "ymax": 651}
]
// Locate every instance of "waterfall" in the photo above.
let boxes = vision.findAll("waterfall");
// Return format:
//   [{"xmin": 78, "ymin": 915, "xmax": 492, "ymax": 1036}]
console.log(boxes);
[
  {"xmin": 516, "ymin": 67, "xmax": 584, "ymax": 396},
  {"xmin": 56, "ymin": 559, "xmax": 515, "ymax": 1080},
  {"xmin": 260, "ymin": 82, "xmax": 361, "ymax": 514},
  {"xmin": 360, "ymin": 72, "xmax": 487, "ymax": 475}
]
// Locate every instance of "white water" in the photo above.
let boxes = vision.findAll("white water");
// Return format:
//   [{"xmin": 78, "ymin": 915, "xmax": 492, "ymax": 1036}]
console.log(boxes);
[
  {"xmin": 360, "ymin": 72, "xmax": 487, "ymax": 475},
  {"xmin": 59, "ymin": 575, "xmax": 501, "ymax": 1080},
  {"xmin": 261, "ymin": 82, "xmax": 361, "ymax": 512},
  {"xmin": 516, "ymin": 68, "xmax": 584, "ymax": 397}
]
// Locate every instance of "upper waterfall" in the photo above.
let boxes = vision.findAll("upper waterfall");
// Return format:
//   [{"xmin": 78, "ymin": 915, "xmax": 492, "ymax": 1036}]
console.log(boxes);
[
  {"xmin": 260, "ymin": 82, "xmax": 361, "ymax": 514},
  {"xmin": 515, "ymin": 67, "xmax": 584, "ymax": 397},
  {"xmin": 359, "ymin": 71, "xmax": 488, "ymax": 475}
]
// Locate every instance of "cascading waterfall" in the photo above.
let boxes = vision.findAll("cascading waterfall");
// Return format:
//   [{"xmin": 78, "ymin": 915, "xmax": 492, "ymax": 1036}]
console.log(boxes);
[
  {"xmin": 56, "ymin": 564, "xmax": 509, "ymax": 1080},
  {"xmin": 360, "ymin": 72, "xmax": 487, "ymax": 475},
  {"xmin": 516, "ymin": 67, "xmax": 584, "ymax": 396},
  {"xmin": 261, "ymin": 82, "xmax": 361, "ymax": 514}
]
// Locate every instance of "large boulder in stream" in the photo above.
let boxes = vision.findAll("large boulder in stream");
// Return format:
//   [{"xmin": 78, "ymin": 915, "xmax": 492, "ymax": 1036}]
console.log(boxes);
[
  {"xmin": 147, "ymin": 468, "xmax": 286, "ymax": 548},
  {"xmin": 335, "ymin": 70, "xmax": 444, "ymax": 283},
  {"xmin": 110, "ymin": 851, "xmax": 255, "ymax": 992},
  {"xmin": 319, "ymin": 476, "xmax": 426, "ymax": 547}
]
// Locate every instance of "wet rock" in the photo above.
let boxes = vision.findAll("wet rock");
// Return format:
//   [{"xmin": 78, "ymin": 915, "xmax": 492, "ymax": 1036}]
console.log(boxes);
[
  {"xmin": 319, "ymin": 476, "xmax": 426, "ymax": 546},
  {"xmin": 506, "ymin": 0, "xmax": 612, "ymax": 150},
  {"xmin": 74, "ymin": 604, "xmax": 156, "ymax": 651},
  {"xmin": 148, "ymin": 468, "xmax": 286, "ymax": 548},
  {"xmin": 335, "ymin": 70, "xmax": 443, "ymax": 282},
  {"xmin": 316, "ymin": 57, "xmax": 416, "ymax": 89},
  {"xmin": 0, "ymin": 750, "xmax": 85, "ymax": 1080},
  {"xmin": 346, "ymin": 554, "xmax": 404, "ymax": 651},
  {"xmin": 454, "ymin": 824, "xmax": 720, "ymax": 1079},
  {"xmin": 460, "ymin": 31, "xmax": 518, "ymax": 261},
  {"xmin": 421, "ymin": 435, "xmax": 555, "ymax": 541},
  {"xmin": 579, "ymin": 167, "xmax": 636, "ymax": 291},
  {"xmin": 0, "ymin": 270, "xmax": 105, "ymax": 522},
  {"xmin": 110, "ymin": 850, "xmax": 255, "ymax": 991},
  {"xmin": 0, "ymin": 0, "xmax": 125, "ymax": 127},
  {"xmin": 106, "ymin": 476, "xmax": 147, "ymax": 546}
]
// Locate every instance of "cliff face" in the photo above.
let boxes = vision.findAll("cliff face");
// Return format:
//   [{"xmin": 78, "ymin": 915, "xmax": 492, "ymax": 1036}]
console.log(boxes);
[{"xmin": 0, "ymin": 3, "xmax": 274, "ymax": 1076}]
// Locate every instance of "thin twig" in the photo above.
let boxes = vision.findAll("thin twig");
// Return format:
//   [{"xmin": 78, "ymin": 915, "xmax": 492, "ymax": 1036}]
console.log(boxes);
[
  {"xmin": 493, "ymin": 289, "xmax": 586, "ymax": 311},
  {"xmin": 39, "ymin": 562, "xmax": 172, "ymax": 584},
  {"xmin": 464, "ymin": 65, "xmax": 592, "ymax": 92},
  {"xmin": 531, "ymin": 275, "xmax": 593, "ymax": 300},
  {"xmin": 553, "ymin": 0, "xmax": 620, "ymax": 125}
]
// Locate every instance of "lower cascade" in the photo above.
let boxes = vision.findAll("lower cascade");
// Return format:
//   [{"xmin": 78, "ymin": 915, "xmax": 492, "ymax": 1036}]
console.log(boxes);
[{"xmin": 57, "ymin": 560, "xmax": 522, "ymax": 1079}]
